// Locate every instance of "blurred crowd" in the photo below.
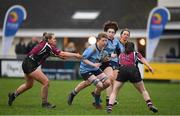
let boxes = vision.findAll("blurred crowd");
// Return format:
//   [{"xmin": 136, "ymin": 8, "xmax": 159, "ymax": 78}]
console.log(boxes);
[{"xmin": 15, "ymin": 37, "xmax": 39, "ymax": 59}]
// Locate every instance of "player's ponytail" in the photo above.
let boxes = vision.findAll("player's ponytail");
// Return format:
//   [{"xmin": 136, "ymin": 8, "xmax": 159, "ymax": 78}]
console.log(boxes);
[{"xmin": 43, "ymin": 33, "xmax": 54, "ymax": 42}]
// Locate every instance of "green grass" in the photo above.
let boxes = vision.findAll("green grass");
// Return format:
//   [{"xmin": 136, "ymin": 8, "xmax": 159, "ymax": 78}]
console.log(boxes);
[{"xmin": 0, "ymin": 78, "xmax": 180, "ymax": 115}]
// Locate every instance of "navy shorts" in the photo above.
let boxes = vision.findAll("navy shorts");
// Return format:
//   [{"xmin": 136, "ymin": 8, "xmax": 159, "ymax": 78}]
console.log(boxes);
[
  {"xmin": 100, "ymin": 61, "xmax": 119, "ymax": 71},
  {"xmin": 116, "ymin": 65, "xmax": 142, "ymax": 83},
  {"xmin": 80, "ymin": 69, "xmax": 103, "ymax": 80},
  {"xmin": 22, "ymin": 57, "xmax": 39, "ymax": 74}
]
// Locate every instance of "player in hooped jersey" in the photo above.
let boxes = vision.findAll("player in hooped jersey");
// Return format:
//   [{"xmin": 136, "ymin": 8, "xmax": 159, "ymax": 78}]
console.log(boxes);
[
  {"xmin": 107, "ymin": 42, "xmax": 158, "ymax": 113},
  {"xmin": 8, "ymin": 33, "xmax": 82, "ymax": 108}
]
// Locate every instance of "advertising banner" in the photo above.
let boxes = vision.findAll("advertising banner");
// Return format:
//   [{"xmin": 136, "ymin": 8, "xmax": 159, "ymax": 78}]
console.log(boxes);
[
  {"xmin": 2, "ymin": 5, "xmax": 27, "ymax": 55},
  {"xmin": 146, "ymin": 7, "xmax": 170, "ymax": 61}
]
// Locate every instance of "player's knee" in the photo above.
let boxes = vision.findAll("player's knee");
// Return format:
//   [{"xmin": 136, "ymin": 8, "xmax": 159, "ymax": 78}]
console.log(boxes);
[
  {"xmin": 96, "ymin": 82, "xmax": 103, "ymax": 89},
  {"xmin": 92, "ymin": 79, "xmax": 103, "ymax": 88},
  {"xmin": 109, "ymin": 73, "xmax": 114, "ymax": 79},
  {"xmin": 43, "ymin": 80, "xmax": 49, "ymax": 87},
  {"xmin": 104, "ymin": 79, "xmax": 111, "ymax": 88},
  {"xmin": 100, "ymin": 76, "xmax": 110, "ymax": 88},
  {"xmin": 26, "ymin": 83, "xmax": 33, "ymax": 89}
]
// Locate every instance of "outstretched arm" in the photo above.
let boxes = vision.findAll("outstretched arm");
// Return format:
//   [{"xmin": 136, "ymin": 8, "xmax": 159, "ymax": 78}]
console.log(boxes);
[
  {"xmin": 140, "ymin": 58, "xmax": 154, "ymax": 74},
  {"xmin": 58, "ymin": 51, "xmax": 82, "ymax": 60}
]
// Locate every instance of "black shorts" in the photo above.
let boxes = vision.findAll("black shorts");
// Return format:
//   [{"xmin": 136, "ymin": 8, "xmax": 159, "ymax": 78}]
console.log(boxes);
[
  {"xmin": 22, "ymin": 57, "xmax": 39, "ymax": 74},
  {"xmin": 100, "ymin": 61, "xmax": 119, "ymax": 71},
  {"xmin": 116, "ymin": 65, "xmax": 142, "ymax": 83},
  {"xmin": 80, "ymin": 69, "xmax": 103, "ymax": 80}
]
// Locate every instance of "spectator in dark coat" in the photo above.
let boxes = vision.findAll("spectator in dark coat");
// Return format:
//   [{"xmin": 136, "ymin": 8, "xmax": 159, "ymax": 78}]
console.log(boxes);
[
  {"xmin": 26, "ymin": 37, "xmax": 38, "ymax": 53},
  {"xmin": 15, "ymin": 37, "xmax": 27, "ymax": 59}
]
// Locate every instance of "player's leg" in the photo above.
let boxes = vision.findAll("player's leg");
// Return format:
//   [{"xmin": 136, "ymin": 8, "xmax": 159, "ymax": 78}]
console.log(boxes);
[
  {"xmin": 107, "ymin": 81, "xmax": 124, "ymax": 113},
  {"xmin": 8, "ymin": 75, "xmax": 34, "ymax": 106},
  {"xmin": 103, "ymin": 67, "xmax": 114, "ymax": 105},
  {"xmin": 30, "ymin": 68, "xmax": 56, "ymax": 108},
  {"xmin": 133, "ymin": 81, "xmax": 158, "ymax": 113},
  {"xmin": 97, "ymin": 72, "xmax": 111, "ymax": 90},
  {"xmin": 68, "ymin": 80, "xmax": 91, "ymax": 105},
  {"xmin": 107, "ymin": 66, "xmax": 127, "ymax": 113},
  {"xmin": 112, "ymin": 69, "xmax": 119, "ymax": 105},
  {"xmin": 89, "ymin": 75, "xmax": 104, "ymax": 109}
]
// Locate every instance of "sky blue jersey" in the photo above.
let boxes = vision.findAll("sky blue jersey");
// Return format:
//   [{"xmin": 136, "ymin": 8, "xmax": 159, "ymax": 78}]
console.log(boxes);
[
  {"xmin": 115, "ymin": 38, "xmax": 125, "ymax": 53},
  {"xmin": 80, "ymin": 44, "xmax": 103, "ymax": 73},
  {"xmin": 104, "ymin": 38, "xmax": 120, "ymax": 63}
]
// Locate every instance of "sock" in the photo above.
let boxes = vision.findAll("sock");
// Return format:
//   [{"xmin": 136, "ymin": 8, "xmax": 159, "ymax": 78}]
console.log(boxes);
[
  {"xmin": 94, "ymin": 94, "xmax": 101, "ymax": 105},
  {"xmin": 146, "ymin": 99, "xmax": 153, "ymax": 107},
  {"xmin": 42, "ymin": 97, "xmax": 47, "ymax": 104},
  {"xmin": 106, "ymin": 96, "xmax": 109, "ymax": 106},
  {"xmin": 107, "ymin": 104, "xmax": 113, "ymax": 110},
  {"xmin": 14, "ymin": 92, "xmax": 20, "ymax": 97},
  {"xmin": 72, "ymin": 90, "xmax": 78, "ymax": 96}
]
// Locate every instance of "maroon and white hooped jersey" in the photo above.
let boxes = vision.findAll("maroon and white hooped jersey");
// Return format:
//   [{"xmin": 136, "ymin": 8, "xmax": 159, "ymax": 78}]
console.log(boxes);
[
  {"xmin": 27, "ymin": 41, "xmax": 61, "ymax": 65},
  {"xmin": 119, "ymin": 52, "xmax": 143, "ymax": 66}
]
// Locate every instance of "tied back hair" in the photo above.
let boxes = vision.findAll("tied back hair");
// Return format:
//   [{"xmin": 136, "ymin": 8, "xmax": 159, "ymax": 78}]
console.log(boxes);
[
  {"xmin": 125, "ymin": 42, "xmax": 135, "ymax": 54},
  {"xmin": 120, "ymin": 28, "xmax": 130, "ymax": 36},
  {"xmin": 43, "ymin": 32, "xmax": 54, "ymax": 42},
  {"xmin": 103, "ymin": 20, "xmax": 119, "ymax": 32}
]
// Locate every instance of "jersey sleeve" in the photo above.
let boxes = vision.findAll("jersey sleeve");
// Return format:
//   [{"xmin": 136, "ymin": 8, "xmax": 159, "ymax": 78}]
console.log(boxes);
[
  {"xmin": 82, "ymin": 47, "xmax": 95, "ymax": 59},
  {"xmin": 137, "ymin": 52, "xmax": 143, "ymax": 59},
  {"xmin": 51, "ymin": 45, "xmax": 61, "ymax": 56}
]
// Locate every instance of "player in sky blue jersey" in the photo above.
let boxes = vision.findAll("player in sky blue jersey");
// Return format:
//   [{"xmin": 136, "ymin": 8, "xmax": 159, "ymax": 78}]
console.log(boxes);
[
  {"xmin": 68, "ymin": 32, "xmax": 111, "ymax": 109},
  {"xmin": 99, "ymin": 21, "xmax": 120, "ymax": 106},
  {"xmin": 67, "ymin": 21, "xmax": 121, "ymax": 106}
]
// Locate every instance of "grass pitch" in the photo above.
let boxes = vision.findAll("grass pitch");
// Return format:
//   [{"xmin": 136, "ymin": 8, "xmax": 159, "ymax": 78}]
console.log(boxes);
[{"xmin": 0, "ymin": 78, "xmax": 180, "ymax": 115}]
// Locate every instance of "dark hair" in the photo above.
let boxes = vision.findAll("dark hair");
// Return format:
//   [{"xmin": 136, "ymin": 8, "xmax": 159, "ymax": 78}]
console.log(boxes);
[
  {"xmin": 44, "ymin": 33, "xmax": 54, "ymax": 42},
  {"xmin": 97, "ymin": 32, "xmax": 107, "ymax": 41},
  {"xmin": 43, "ymin": 32, "xmax": 48, "ymax": 37},
  {"xmin": 120, "ymin": 28, "xmax": 130, "ymax": 36},
  {"xmin": 103, "ymin": 21, "xmax": 119, "ymax": 32},
  {"xmin": 125, "ymin": 42, "xmax": 134, "ymax": 54}
]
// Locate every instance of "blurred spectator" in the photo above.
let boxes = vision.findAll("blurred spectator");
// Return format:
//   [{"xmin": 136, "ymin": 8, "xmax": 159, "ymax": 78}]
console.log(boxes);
[
  {"xmin": 64, "ymin": 42, "xmax": 77, "ymax": 53},
  {"xmin": 15, "ymin": 37, "xmax": 27, "ymax": 59},
  {"xmin": 166, "ymin": 47, "xmax": 177, "ymax": 59},
  {"xmin": 26, "ymin": 37, "xmax": 38, "ymax": 53}
]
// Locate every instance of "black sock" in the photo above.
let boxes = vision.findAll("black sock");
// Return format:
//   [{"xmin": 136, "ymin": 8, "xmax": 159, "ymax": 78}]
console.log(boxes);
[
  {"xmin": 14, "ymin": 92, "xmax": 20, "ymax": 97},
  {"xmin": 42, "ymin": 98, "xmax": 47, "ymax": 104},
  {"xmin": 72, "ymin": 90, "xmax": 78, "ymax": 96},
  {"xmin": 106, "ymin": 96, "xmax": 109, "ymax": 106},
  {"xmin": 146, "ymin": 99, "xmax": 153, "ymax": 107},
  {"xmin": 106, "ymin": 96, "xmax": 109, "ymax": 100}
]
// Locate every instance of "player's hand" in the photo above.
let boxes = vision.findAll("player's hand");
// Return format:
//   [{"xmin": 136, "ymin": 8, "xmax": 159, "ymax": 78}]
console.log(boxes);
[
  {"xmin": 75, "ymin": 53, "xmax": 83, "ymax": 59},
  {"xmin": 111, "ymin": 53, "xmax": 117, "ymax": 58},
  {"xmin": 94, "ymin": 63, "xmax": 101, "ymax": 68},
  {"xmin": 149, "ymin": 67, "xmax": 154, "ymax": 74},
  {"xmin": 102, "ymin": 56, "xmax": 111, "ymax": 62}
]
